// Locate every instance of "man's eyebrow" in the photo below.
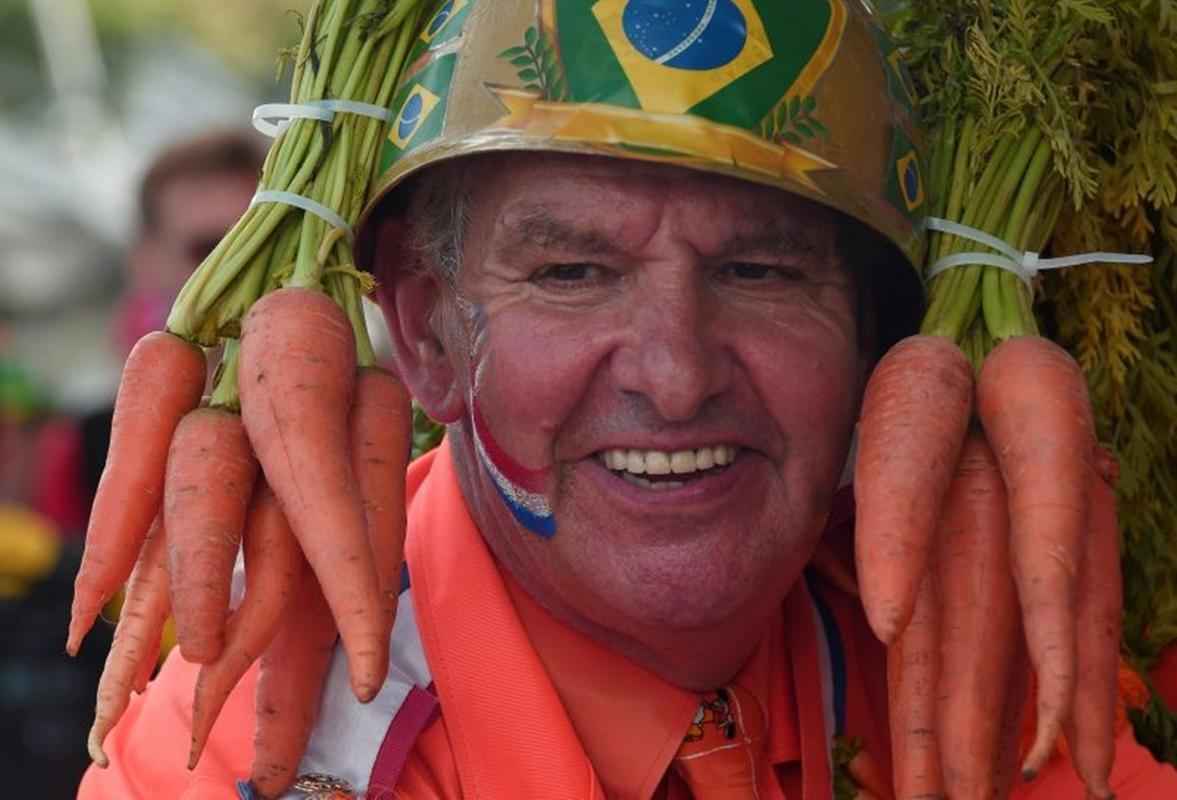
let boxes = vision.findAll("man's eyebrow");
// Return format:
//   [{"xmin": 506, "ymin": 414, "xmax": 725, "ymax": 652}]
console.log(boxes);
[
  {"xmin": 494, "ymin": 205, "xmax": 623, "ymax": 258},
  {"xmin": 719, "ymin": 227, "xmax": 823, "ymax": 259}
]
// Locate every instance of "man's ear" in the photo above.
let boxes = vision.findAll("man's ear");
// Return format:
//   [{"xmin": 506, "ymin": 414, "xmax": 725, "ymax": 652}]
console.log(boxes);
[{"xmin": 372, "ymin": 217, "xmax": 466, "ymax": 424}]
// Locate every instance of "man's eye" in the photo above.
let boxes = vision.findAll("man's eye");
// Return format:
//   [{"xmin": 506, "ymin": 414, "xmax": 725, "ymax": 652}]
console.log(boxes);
[
  {"xmin": 533, "ymin": 263, "xmax": 600, "ymax": 284},
  {"xmin": 721, "ymin": 262, "xmax": 802, "ymax": 281}
]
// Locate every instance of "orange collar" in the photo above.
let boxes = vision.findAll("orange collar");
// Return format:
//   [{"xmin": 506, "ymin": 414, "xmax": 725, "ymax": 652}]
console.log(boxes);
[
  {"xmin": 506, "ymin": 578, "xmax": 805, "ymax": 799},
  {"xmin": 406, "ymin": 441, "xmax": 836, "ymax": 800}
]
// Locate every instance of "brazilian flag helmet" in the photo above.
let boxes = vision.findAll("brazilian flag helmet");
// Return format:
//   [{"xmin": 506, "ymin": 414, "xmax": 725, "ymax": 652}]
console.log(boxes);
[{"xmin": 357, "ymin": 0, "xmax": 928, "ymax": 328}]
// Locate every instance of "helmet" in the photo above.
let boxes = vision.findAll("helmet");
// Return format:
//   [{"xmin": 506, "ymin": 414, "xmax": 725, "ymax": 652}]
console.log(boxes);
[{"xmin": 357, "ymin": 0, "xmax": 928, "ymax": 323}]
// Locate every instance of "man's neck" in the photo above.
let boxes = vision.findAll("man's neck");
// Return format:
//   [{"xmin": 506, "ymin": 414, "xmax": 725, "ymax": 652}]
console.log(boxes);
[{"xmin": 504, "ymin": 565, "xmax": 782, "ymax": 692}]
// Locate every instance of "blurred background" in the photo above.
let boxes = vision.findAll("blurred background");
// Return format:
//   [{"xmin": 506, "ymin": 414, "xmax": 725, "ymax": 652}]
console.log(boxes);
[{"xmin": 1, "ymin": 1, "xmax": 301, "ymax": 794}]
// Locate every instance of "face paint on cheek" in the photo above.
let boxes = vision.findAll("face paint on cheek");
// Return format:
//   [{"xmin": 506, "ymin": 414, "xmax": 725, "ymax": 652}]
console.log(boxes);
[{"xmin": 470, "ymin": 398, "xmax": 557, "ymax": 538}]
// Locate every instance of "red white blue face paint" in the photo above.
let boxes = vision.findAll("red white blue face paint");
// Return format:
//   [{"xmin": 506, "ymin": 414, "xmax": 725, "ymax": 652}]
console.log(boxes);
[{"xmin": 470, "ymin": 398, "xmax": 556, "ymax": 538}]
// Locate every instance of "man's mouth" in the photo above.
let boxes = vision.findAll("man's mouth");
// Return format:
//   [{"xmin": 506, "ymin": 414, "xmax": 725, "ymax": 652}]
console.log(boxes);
[{"xmin": 596, "ymin": 445, "xmax": 741, "ymax": 490}]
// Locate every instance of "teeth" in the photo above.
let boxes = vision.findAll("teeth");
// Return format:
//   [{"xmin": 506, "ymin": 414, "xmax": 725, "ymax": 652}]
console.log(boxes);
[
  {"xmin": 626, "ymin": 450, "xmax": 645, "ymax": 474},
  {"xmin": 646, "ymin": 451, "xmax": 671, "ymax": 475},
  {"xmin": 601, "ymin": 445, "xmax": 738, "ymax": 477}
]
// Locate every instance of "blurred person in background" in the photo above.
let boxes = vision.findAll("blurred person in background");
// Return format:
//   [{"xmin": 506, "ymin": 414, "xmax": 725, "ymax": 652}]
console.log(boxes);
[{"xmin": 77, "ymin": 129, "xmax": 266, "ymax": 503}]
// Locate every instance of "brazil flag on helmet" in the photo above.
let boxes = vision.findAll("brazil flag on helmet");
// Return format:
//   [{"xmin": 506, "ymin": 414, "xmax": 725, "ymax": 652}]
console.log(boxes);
[{"xmin": 363, "ymin": 0, "xmax": 927, "ymax": 276}]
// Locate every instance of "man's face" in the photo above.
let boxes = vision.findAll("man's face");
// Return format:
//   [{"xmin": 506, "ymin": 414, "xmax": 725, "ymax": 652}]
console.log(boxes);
[
  {"xmin": 121, "ymin": 171, "xmax": 257, "ymax": 351},
  {"xmin": 410, "ymin": 155, "xmax": 867, "ymax": 639},
  {"xmin": 138, "ymin": 171, "xmax": 258, "ymax": 297}
]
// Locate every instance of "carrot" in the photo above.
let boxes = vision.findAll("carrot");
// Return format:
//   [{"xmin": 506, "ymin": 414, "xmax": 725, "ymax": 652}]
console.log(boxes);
[
  {"xmin": 165, "ymin": 407, "xmax": 259, "ymax": 664},
  {"xmin": 976, "ymin": 335, "xmax": 1096, "ymax": 778},
  {"xmin": 350, "ymin": 366, "xmax": 413, "ymax": 636},
  {"xmin": 132, "ymin": 637, "xmax": 161, "ymax": 695},
  {"xmin": 888, "ymin": 573, "xmax": 944, "ymax": 799},
  {"xmin": 69, "ymin": 331, "xmax": 205, "ymax": 656},
  {"xmin": 239, "ymin": 287, "xmax": 386, "ymax": 700},
  {"xmin": 994, "ymin": 642, "xmax": 1031, "ymax": 799},
  {"xmin": 189, "ymin": 482, "xmax": 301, "ymax": 770},
  {"xmin": 1064, "ymin": 446, "xmax": 1122, "ymax": 799},
  {"xmin": 250, "ymin": 561, "xmax": 339, "ymax": 799},
  {"xmin": 935, "ymin": 433, "xmax": 1021, "ymax": 800},
  {"xmin": 847, "ymin": 747, "xmax": 893, "ymax": 800},
  {"xmin": 87, "ymin": 516, "xmax": 171, "ymax": 768},
  {"xmin": 856, "ymin": 335, "xmax": 974, "ymax": 643}
]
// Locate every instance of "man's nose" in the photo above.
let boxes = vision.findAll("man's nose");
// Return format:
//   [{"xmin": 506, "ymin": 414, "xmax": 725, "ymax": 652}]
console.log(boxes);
[{"xmin": 610, "ymin": 278, "xmax": 731, "ymax": 422}]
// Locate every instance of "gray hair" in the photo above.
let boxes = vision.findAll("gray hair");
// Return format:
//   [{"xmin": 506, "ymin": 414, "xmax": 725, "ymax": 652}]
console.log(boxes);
[{"xmin": 404, "ymin": 160, "xmax": 473, "ymax": 285}]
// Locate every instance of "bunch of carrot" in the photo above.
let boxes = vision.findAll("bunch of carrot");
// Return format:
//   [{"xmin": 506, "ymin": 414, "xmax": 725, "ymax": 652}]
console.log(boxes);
[
  {"xmin": 70, "ymin": 0, "xmax": 422, "ymax": 795},
  {"xmin": 852, "ymin": 1, "xmax": 1150, "ymax": 797}
]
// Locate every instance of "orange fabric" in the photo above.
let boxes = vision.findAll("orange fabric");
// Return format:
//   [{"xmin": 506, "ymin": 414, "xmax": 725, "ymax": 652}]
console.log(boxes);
[
  {"xmin": 504, "ymin": 569, "xmax": 807, "ymax": 800},
  {"xmin": 403, "ymin": 441, "xmax": 867, "ymax": 800},
  {"xmin": 504, "ymin": 577, "xmax": 699, "ymax": 798},
  {"xmin": 671, "ymin": 686, "xmax": 766, "ymax": 798},
  {"xmin": 1013, "ymin": 728, "xmax": 1177, "ymax": 799},
  {"xmin": 76, "ymin": 650, "xmax": 256, "ymax": 799}
]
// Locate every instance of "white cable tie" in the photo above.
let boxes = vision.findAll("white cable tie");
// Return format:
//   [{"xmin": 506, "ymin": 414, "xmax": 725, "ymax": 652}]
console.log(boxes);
[
  {"xmin": 252, "ymin": 100, "xmax": 392, "ymax": 138},
  {"xmin": 250, "ymin": 190, "xmax": 352, "ymax": 241},
  {"xmin": 924, "ymin": 216, "xmax": 1152, "ymax": 285}
]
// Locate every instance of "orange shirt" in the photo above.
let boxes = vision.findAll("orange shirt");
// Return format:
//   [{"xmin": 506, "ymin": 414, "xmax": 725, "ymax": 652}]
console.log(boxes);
[
  {"xmin": 78, "ymin": 442, "xmax": 1177, "ymax": 799},
  {"xmin": 392, "ymin": 442, "xmax": 892, "ymax": 799}
]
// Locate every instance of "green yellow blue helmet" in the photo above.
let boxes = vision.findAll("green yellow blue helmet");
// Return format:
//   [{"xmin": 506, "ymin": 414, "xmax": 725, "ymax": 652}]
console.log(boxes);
[{"xmin": 357, "ymin": 0, "xmax": 928, "ymax": 294}]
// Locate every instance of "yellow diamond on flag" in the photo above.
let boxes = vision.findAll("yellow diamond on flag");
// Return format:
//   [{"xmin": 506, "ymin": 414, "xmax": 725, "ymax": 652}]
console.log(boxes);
[
  {"xmin": 592, "ymin": 0, "xmax": 773, "ymax": 115},
  {"xmin": 390, "ymin": 84, "xmax": 441, "ymax": 149}
]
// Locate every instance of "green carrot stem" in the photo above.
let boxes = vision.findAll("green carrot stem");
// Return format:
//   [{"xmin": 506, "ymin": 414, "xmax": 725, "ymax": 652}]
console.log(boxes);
[
  {"xmin": 210, "ymin": 240, "xmax": 275, "ymax": 340},
  {"xmin": 950, "ymin": 129, "xmax": 1045, "ymax": 337},
  {"xmin": 921, "ymin": 132, "xmax": 1020, "ymax": 334},
  {"xmin": 310, "ymin": 0, "xmax": 350, "ymax": 98},
  {"xmin": 327, "ymin": 268, "xmax": 377, "ymax": 367},
  {"xmin": 928, "ymin": 117, "xmax": 957, "ymax": 226},
  {"xmin": 983, "ymin": 133, "xmax": 1052, "ymax": 340},
  {"xmin": 288, "ymin": 1, "xmax": 323, "ymax": 100},
  {"xmin": 209, "ymin": 339, "xmax": 242, "ymax": 412},
  {"xmin": 934, "ymin": 115, "xmax": 975, "ymax": 264}
]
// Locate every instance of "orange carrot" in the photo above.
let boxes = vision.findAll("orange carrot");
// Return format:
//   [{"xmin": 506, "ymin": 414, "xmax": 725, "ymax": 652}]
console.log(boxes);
[
  {"xmin": 888, "ymin": 574, "xmax": 944, "ymax": 799},
  {"xmin": 350, "ymin": 366, "xmax": 413, "ymax": 636},
  {"xmin": 69, "ymin": 332, "xmax": 205, "ymax": 656},
  {"xmin": 856, "ymin": 335, "xmax": 974, "ymax": 643},
  {"xmin": 935, "ymin": 433, "xmax": 1021, "ymax": 800},
  {"xmin": 250, "ymin": 561, "xmax": 338, "ymax": 799},
  {"xmin": 189, "ymin": 482, "xmax": 301, "ymax": 769},
  {"xmin": 132, "ymin": 637, "xmax": 161, "ymax": 695},
  {"xmin": 994, "ymin": 641, "xmax": 1031, "ymax": 799},
  {"xmin": 165, "ymin": 407, "xmax": 258, "ymax": 664},
  {"xmin": 847, "ymin": 747, "xmax": 893, "ymax": 800},
  {"xmin": 239, "ymin": 287, "xmax": 386, "ymax": 700},
  {"xmin": 976, "ymin": 336, "xmax": 1095, "ymax": 778},
  {"xmin": 1064, "ymin": 446, "xmax": 1122, "ymax": 799},
  {"xmin": 88, "ymin": 516, "xmax": 171, "ymax": 768}
]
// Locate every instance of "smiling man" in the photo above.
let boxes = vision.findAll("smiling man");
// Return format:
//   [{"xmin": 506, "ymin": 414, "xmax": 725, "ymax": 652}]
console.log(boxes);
[
  {"xmin": 407, "ymin": 154, "xmax": 871, "ymax": 689},
  {"xmin": 77, "ymin": 1, "xmax": 1177, "ymax": 799}
]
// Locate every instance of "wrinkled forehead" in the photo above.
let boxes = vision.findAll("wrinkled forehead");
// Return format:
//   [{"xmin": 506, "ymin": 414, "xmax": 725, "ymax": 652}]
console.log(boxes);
[
  {"xmin": 365, "ymin": 151, "xmax": 854, "ymax": 286},
  {"xmin": 474, "ymin": 151, "xmax": 842, "ymax": 229}
]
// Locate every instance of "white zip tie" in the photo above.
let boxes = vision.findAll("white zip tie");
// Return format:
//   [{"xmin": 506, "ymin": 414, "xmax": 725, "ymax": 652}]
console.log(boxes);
[
  {"xmin": 250, "ymin": 190, "xmax": 352, "ymax": 241},
  {"xmin": 252, "ymin": 100, "xmax": 392, "ymax": 138},
  {"xmin": 924, "ymin": 216, "xmax": 1152, "ymax": 286}
]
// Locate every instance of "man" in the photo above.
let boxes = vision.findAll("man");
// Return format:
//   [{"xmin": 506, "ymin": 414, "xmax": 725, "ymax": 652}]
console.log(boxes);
[{"xmin": 77, "ymin": 2, "xmax": 1177, "ymax": 798}]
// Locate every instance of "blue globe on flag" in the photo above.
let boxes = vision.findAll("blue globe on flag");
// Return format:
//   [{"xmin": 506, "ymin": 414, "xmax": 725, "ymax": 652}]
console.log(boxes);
[
  {"xmin": 426, "ymin": 1, "xmax": 454, "ymax": 37},
  {"xmin": 398, "ymin": 93, "xmax": 425, "ymax": 141},
  {"xmin": 622, "ymin": 0, "xmax": 748, "ymax": 70}
]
